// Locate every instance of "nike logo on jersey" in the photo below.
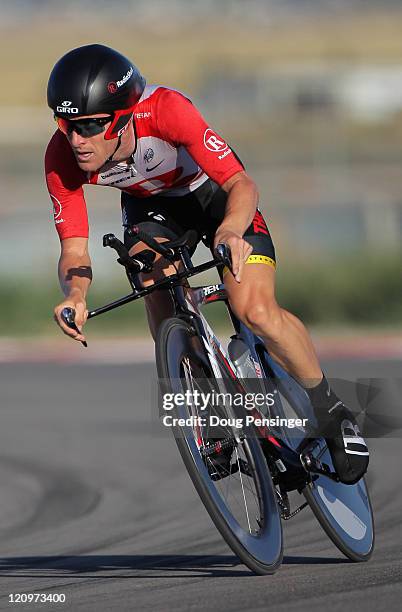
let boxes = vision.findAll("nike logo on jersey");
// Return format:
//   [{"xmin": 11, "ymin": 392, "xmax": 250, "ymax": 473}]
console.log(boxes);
[
  {"xmin": 147, "ymin": 211, "xmax": 166, "ymax": 222},
  {"xmin": 146, "ymin": 160, "xmax": 164, "ymax": 172}
]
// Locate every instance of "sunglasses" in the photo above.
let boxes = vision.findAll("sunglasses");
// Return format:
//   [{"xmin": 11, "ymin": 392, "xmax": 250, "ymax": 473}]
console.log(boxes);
[{"xmin": 55, "ymin": 115, "xmax": 113, "ymax": 138}]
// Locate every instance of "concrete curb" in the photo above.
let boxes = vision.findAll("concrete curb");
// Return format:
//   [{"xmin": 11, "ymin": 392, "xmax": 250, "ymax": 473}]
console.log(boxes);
[{"xmin": 0, "ymin": 332, "xmax": 402, "ymax": 363}]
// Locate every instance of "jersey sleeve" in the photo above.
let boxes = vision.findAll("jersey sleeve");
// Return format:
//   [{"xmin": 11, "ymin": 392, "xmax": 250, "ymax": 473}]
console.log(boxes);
[
  {"xmin": 44, "ymin": 130, "xmax": 89, "ymax": 240},
  {"xmin": 156, "ymin": 89, "xmax": 244, "ymax": 186}
]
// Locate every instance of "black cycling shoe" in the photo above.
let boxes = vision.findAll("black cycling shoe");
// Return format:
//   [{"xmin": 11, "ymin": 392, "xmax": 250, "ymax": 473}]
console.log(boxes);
[
  {"xmin": 308, "ymin": 377, "xmax": 369, "ymax": 485},
  {"xmin": 323, "ymin": 401, "xmax": 369, "ymax": 484}
]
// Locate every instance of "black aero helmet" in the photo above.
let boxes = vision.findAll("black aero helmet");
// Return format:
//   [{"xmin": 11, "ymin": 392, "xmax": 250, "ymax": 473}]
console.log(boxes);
[{"xmin": 47, "ymin": 44, "xmax": 146, "ymax": 140}]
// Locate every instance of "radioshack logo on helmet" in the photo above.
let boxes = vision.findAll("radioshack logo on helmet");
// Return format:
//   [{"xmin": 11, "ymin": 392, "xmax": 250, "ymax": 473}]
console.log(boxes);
[
  {"xmin": 117, "ymin": 66, "xmax": 133, "ymax": 87},
  {"xmin": 56, "ymin": 100, "xmax": 79, "ymax": 114},
  {"xmin": 108, "ymin": 66, "xmax": 134, "ymax": 93},
  {"xmin": 203, "ymin": 128, "xmax": 229, "ymax": 154}
]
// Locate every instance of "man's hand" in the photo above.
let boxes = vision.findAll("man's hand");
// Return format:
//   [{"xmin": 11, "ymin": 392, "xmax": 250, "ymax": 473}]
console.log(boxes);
[
  {"xmin": 214, "ymin": 229, "xmax": 252, "ymax": 283},
  {"xmin": 54, "ymin": 289, "xmax": 88, "ymax": 342}
]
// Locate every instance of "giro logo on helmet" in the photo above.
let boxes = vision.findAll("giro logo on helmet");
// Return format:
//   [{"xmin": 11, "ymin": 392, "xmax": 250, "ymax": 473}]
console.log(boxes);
[{"xmin": 56, "ymin": 100, "xmax": 79, "ymax": 114}]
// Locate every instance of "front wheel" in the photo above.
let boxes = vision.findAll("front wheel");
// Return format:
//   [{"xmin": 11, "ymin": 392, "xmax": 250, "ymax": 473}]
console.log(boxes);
[{"xmin": 155, "ymin": 317, "xmax": 283, "ymax": 575}]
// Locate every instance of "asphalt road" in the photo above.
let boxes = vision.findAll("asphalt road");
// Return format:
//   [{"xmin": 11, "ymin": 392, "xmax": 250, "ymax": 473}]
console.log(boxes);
[{"xmin": 0, "ymin": 358, "xmax": 401, "ymax": 611}]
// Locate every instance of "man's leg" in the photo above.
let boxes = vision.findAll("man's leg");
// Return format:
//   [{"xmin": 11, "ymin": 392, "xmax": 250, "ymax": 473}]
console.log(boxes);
[
  {"xmin": 121, "ymin": 191, "xmax": 201, "ymax": 340},
  {"xmin": 224, "ymin": 262, "xmax": 369, "ymax": 484},
  {"xmin": 224, "ymin": 263, "xmax": 321, "ymax": 385}
]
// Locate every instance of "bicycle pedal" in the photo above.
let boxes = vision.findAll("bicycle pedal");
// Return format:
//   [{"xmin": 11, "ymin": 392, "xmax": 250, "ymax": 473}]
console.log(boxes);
[{"xmin": 300, "ymin": 451, "xmax": 340, "ymax": 482}]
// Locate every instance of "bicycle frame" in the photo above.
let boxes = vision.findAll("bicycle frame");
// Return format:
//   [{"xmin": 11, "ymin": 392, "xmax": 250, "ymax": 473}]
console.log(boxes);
[
  {"xmin": 88, "ymin": 250, "xmax": 310, "ymax": 476},
  {"xmin": 82, "ymin": 230, "xmax": 375, "ymax": 559},
  {"xmin": 87, "ymin": 231, "xmax": 332, "ymax": 484}
]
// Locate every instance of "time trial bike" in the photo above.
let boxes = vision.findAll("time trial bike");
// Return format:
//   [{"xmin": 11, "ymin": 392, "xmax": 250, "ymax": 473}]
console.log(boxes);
[{"xmin": 62, "ymin": 226, "xmax": 375, "ymax": 575}]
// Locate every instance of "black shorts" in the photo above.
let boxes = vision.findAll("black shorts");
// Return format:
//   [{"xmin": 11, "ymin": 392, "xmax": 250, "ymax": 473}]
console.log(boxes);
[{"xmin": 121, "ymin": 179, "xmax": 276, "ymax": 269}]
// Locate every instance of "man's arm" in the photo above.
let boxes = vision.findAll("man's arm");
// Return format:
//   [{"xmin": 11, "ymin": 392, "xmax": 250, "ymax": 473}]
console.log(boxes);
[
  {"xmin": 214, "ymin": 170, "xmax": 259, "ymax": 283},
  {"xmin": 54, "ymin": 237, "xmax": 92, "ymax": 342},
  {"xmin": 155, "ymin": 89, "xmax": 257, "ymax": 281}
]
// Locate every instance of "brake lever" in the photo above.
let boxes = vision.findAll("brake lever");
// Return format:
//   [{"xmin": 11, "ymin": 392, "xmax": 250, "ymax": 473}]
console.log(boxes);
[
  {"xmin": 61, "ymin": 307, "xmax": 88, "ymax": 348},
  {"xmin": 215, "ymin": 243, "xmax": 233, "ymax": 272}
]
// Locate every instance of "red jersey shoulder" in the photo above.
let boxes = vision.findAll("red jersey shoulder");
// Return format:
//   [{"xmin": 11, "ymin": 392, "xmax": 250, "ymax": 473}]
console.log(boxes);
[
  {"xmin": 154, "ymin": 87, "xmax": 200, "ymax": 146},
  {"xmin": 133, "ymin": 86, "xmax": 162, "ymax": 140},
  {"xmin": 45, "ymin": 130, "xmax": 87, "ymax": 190},
  {"xmin": 140, "ymin": 86, "xmax": 244, "ymax": 186},
  {"xmin": 133, "ymin": 86, "xmax": 198, "ymax": 143},
  {"xmin": 45, "ymin": 130, "xmax": 89, "ymax": 240}
]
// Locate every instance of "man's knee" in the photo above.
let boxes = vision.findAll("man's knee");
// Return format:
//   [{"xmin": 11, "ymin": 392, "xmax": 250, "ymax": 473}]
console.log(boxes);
[{"xmin": 233, "ymin": 295, "xmax": 284, "ymax": 342}]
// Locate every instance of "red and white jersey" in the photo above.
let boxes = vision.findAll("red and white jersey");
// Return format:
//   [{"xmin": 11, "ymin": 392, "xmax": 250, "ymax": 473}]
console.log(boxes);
[{"xmin": 45, "ymin": 85, "xmax": 244, "ymax": 240}]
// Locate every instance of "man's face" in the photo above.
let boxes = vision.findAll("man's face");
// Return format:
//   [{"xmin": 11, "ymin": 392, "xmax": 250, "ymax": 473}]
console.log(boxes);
[{"xmin": 62, "ymin": 114, "xmax": 117, "ymax": 172}]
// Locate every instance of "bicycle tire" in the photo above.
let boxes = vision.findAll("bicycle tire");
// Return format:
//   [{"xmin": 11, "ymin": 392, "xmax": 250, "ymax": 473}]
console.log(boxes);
[{"xmin": 155, "ymin": 317, "xmax": 283, "ymax": 575}]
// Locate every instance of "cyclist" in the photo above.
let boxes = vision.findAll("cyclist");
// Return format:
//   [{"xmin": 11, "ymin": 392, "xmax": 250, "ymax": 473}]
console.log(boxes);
[{"xmin": 45, "ymin": 44, "xmax": 369, "ymax": 485}]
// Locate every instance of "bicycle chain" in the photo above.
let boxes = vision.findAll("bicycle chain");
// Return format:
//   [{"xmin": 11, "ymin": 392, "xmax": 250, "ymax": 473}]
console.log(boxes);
[{"xmin": 275, "ymin": 489, "xmax": 308, "ymax": 520}]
